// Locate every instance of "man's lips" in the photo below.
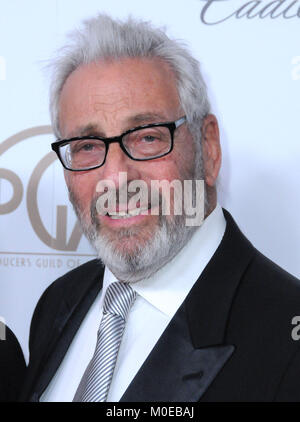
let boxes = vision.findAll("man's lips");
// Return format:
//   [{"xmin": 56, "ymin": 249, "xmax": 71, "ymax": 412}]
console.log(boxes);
[
  {"xmin": 100, "ymin": 209, "xmax": 153, "ymax": 227},
  {"xmin": 104, "ymin": 202, "xmax": 151, "ymax": 216},
  {"xmin": 98, "ymin": 204, "xmax": 159, "ymax": 227},
  {"xmin": 107, "ymin": 206, "xmax": 150, "ymax": 218}
]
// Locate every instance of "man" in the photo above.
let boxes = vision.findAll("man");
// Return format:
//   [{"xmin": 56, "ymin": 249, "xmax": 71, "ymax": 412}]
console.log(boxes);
[
  {"xmin": 0, "ymin": 324, "xmax": 26, "ymax": 402},
  {"xmin": 20, "ymin": 14, "xmax": 300, "ymax": 402}
]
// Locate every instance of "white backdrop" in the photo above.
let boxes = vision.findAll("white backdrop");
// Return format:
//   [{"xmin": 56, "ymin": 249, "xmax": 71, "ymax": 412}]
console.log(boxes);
[{"xmin": 1, "ymin": 0, "xmax": 299, "ymax": 363}]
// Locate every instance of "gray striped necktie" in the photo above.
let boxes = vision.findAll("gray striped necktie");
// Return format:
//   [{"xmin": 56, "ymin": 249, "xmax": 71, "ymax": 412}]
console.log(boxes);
[{"xmin": 73, "ymin": 282, "xmax": 136, "ymax": 402}]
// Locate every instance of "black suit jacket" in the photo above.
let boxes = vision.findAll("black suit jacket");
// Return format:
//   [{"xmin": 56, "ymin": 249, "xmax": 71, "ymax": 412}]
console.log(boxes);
[
  {"xmin": 20, "ymin": 210, "xmax": 300, "ymax": 401},
  {"xmin": 0, "ymin": 325, "xmax": 26, "ymax": 402}
]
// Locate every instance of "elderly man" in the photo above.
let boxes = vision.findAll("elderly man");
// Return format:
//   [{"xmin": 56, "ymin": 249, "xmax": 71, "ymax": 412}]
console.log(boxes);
[{"xmin": 20, "ymin": 15, "xmax": 300, "ymax": 402}]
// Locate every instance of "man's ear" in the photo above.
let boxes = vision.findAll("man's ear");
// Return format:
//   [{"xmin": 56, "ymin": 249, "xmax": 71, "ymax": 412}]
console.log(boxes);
[{"xmin": 201, "ymin": 114, "xmax": 221, "ymax": 187}]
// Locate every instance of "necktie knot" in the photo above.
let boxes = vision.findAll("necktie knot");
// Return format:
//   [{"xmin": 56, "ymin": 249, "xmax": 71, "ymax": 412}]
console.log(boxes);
[{"xmin": 103, "ymin": 282, "xmax": 136, "ymax": 321}]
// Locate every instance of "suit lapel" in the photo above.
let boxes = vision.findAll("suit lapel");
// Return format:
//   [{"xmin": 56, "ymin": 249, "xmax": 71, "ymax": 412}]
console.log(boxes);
[
  {"xmin": 27, "ymin": 261, "xmax": 104, "ymax": 402},
  {"xmin": 185, "ymin": 209, "xmax": 256, "ymax": 348},
  {"xmin": 121, "ymin": 210, "xmax": 255, "ymax": 401},
  {"xmin": 120, "ymin": 305, "xmax": 234, "ymax": 402}
]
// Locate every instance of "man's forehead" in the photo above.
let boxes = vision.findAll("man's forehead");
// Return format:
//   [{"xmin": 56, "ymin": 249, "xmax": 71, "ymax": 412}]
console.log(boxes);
[
  {"xmin": 67, "ymin": 112, "xmax": 174, "ymax": 138},
  {"xmin": 59, "ymin": 58, "xmax": 181, "ymax": 138},
  {"xmin": 60, "ymin": 58, "xmax": 179, "ymax": 109}
]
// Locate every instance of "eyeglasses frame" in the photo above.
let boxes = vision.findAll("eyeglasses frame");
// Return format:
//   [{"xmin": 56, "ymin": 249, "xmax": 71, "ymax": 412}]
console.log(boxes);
[{"xmin": 51, "ymin": 116, "xmax": 187, "ymax": 171}]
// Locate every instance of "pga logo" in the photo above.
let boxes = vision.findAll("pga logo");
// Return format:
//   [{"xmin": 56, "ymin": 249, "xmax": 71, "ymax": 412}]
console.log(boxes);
[{"xmin": 0, "ymin": 127, "xmax": 83, "ymax": 252}]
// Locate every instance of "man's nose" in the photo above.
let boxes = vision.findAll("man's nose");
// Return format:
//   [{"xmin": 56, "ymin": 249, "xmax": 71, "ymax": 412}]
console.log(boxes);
[{"xmin": 99, "ymin": 142, "xmax": 140, "ymax": 188}]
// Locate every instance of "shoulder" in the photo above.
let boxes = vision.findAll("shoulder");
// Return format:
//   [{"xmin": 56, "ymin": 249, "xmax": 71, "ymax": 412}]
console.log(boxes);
[
  {"xmin": 42, "ymin": 258, "xmax": 103, "ymax": 295},
  {"xmin": 227, "ymin": 247, "xmax": 300, "ymax": 365},
  {"xmin": 34, "ymin": 258, "xmax": 103, "ymax": 308},
  {"xmin": 223, "ymin": 209, "xmax": 300, "ymax": 311},
  {"xmin": 238, "ymin": 250, "xmax": 300, "ymax": 313},
  {"xmin": 222, "ymin": 209, "xmax": 300, "ymax": 361}
]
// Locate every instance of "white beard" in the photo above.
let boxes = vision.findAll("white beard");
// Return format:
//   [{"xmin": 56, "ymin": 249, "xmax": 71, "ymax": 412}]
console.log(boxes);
[
  {"xmin": 80, "ymin": 207, "xmax": 196, "ymax": 282},
  {"xmin": 68, "ymin": 145, "xmax": 206, "ymax": 283}
]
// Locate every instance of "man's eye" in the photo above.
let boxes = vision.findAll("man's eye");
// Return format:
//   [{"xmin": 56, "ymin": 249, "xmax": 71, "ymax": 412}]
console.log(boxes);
[
  {"xmin": 142, "ymin": 135, "xmax": 157, "ymax": 143},
  {"xmin": 81, "ymin": 143, "xmax": 95, "ymax": 151},
  {"xmin": 71, "ymin": 141, "xmax": 102, "ymax": 153}
]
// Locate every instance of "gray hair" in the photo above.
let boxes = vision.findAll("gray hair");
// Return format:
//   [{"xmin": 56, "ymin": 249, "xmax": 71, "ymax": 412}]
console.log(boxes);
[{"xmin": 49, "ymin": 14, "xmax": 211, "ymax": 141}]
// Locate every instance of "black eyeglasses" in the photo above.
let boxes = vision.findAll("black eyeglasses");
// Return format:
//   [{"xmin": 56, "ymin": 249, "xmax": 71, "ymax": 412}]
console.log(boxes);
[{"xmin": 51, "ymin": 116, "xmax": 186, "ymax": 171}]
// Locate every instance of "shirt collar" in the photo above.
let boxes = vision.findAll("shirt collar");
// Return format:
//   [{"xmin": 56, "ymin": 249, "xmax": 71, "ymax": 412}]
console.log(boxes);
[{"xmin": 103, "ymin": 204, "xmax": 226, "ymax": 318}]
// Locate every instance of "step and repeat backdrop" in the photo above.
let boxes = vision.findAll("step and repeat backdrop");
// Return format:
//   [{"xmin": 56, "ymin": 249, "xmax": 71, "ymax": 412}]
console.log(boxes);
[{"xmin": 1, "ymin": 0, "xmax": 300, "ymax": 362}]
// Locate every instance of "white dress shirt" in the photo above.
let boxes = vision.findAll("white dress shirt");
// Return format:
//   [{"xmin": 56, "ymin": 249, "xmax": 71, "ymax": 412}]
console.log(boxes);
[{"xmin": 40, "ymin": 204, "xmax": 226, "ymax": 402}]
